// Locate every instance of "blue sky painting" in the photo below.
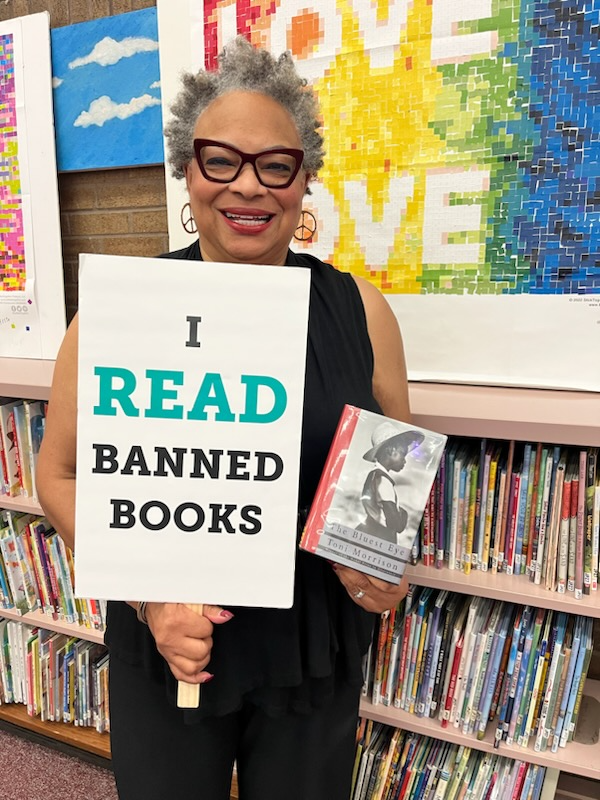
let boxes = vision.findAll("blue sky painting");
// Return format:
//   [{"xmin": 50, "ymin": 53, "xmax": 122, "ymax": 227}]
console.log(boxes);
[{"xmin": 51, "ymin": 7, "xmax": 163, "ymax": 171}]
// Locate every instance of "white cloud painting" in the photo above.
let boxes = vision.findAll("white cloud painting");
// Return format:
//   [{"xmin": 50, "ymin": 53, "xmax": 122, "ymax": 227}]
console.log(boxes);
[{"xmin": 51, "ymin": 8, "xmax": 163, "ymax": 171}]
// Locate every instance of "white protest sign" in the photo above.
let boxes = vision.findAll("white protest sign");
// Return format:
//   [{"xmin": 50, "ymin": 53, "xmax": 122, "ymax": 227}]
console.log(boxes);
[{"xmin": 75, "ymin": 253, "xmax": 310, "ymax": 608}]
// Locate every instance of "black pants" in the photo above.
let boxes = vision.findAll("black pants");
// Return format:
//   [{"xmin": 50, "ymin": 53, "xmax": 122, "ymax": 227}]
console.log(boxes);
[{"xmin": 109, "ymin": 656, "xmax": 361, "ymax": 800}]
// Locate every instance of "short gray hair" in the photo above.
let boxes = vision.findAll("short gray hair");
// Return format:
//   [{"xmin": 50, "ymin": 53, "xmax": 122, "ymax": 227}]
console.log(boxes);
[{"xmin": 164, "ymin": 36, "xmax": 325, "ymax": 184}]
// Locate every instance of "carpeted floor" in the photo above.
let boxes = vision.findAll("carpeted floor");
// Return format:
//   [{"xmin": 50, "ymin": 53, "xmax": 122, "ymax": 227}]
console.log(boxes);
[{"xmin": 0, "ymin": 727, "xmax": 118, "ymax": 800}]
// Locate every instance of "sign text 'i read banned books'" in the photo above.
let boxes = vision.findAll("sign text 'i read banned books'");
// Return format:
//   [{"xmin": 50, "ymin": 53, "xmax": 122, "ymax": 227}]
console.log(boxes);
[{"xmin": 75, "ymin": 253, "xmax": 310, "ymax": 608}]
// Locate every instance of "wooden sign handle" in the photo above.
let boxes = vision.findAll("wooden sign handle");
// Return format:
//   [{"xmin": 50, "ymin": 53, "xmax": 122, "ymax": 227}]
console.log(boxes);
[{"xmin": 177, "ymin": 603, "xmax": 204, "ymax": 708}]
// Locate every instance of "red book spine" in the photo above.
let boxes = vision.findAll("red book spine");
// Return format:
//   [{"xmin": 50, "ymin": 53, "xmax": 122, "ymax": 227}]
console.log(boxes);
[
  {"xmin": 441, "ymin": 633, "xmax": 464, "ymax": 729},
  {"xmin": 300, "ymin": 404, "xmax": 360, "ymax": 552}
]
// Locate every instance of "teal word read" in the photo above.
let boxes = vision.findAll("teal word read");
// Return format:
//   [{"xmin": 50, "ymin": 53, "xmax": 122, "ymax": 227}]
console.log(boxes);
[{"xmin": 92, "ymin": 367, "xmax": 287, "ymax": 423}]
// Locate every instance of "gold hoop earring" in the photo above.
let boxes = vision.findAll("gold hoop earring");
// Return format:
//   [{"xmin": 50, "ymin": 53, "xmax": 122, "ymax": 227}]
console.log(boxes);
[
  {"xmin": 181, "ymin": 202, "xmax": 197, "ymax": 234},
  {"xmin": 294, "ymin": 209, "xmax": 317, "ymax": 242}
]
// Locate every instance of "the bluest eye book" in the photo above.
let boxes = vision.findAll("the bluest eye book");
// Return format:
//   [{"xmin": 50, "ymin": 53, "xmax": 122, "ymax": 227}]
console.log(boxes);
[{"xmin": 300, "ymin": 405, "xmax": 447, "ymax": 583}]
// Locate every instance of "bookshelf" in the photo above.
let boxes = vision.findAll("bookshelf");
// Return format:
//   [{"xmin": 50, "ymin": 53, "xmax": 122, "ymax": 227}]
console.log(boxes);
[
  {"xmin": 3, "ymin": 362, "xmax": 599, "ymax": 796},
  {"xmin": 357, "ymin": 380, "xmax": 600, "ymax": 795},
  {"xmin": 0, "ymin": 358, "xmax": 110, "ymax": 760}
]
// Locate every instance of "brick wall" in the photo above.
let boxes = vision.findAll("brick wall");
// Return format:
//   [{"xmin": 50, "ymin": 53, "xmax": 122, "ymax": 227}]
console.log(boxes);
[{"xmin": 0, "ymin": 0, "xmax": 167, "ymax": 323}]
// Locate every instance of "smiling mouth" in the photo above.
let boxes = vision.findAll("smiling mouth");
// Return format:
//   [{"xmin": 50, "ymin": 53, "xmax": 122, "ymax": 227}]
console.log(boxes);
[{"xmin": 222, "ymin": 211, "xmax": 274, "ymax": 227}]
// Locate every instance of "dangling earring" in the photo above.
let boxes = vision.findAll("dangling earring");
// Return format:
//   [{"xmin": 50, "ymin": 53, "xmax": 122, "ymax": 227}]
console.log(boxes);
[
  {"xmin": 181, "ymin": 202, "xmax": 197, "ymax": 234},
  {"xmin": 294, "ymin": 209, "xmax": 317, "ymax": 242}
]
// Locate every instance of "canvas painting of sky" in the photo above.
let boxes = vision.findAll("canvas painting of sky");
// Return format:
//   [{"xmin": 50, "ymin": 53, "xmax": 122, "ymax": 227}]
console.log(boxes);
[{"xmin": 51, "ymin": 7, "xmax": 163, "ymax": 171}]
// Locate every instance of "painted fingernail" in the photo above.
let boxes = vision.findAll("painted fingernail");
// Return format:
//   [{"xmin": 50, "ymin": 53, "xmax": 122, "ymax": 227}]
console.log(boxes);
[
  {"xmin": 201, "ymin": 673, "xmax": 214, "ymax": 684},
  {"xmin": 219, "ymin": 610, "xmax": 234, "ymax": 620}
]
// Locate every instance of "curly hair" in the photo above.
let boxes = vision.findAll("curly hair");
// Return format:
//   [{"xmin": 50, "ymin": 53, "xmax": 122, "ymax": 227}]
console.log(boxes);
[{"xmin": 164, "ymin": 36, "xmax": 325, "ymax": 184}]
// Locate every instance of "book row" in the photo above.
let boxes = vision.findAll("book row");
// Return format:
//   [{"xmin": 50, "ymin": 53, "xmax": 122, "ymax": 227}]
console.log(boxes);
[
  {"xmin": 0, "ymin": 509, "xmax": 106, "ymax": 630},
  {"xmin": 419, "ymin": 438, "xmax": 600, "ymax": 598},
  {"xmin": 0, "ymin": 397, "xmax": 46, "ymax": 501},
  {"xmin": 0, "ymin": 618, "xmax": 110, "ymax": 734},
  {"xmin": 364, "ymin": 587, "xmax": 594, "ymax": 754},
  {"xmin": 352, "ymin": 722, "xmax": 551, "ymax": 800}
]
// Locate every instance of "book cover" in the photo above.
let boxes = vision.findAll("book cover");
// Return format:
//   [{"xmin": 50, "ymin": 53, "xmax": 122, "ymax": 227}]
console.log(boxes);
[
  {"xmin": 544, "ymin": 452, "xmax": 567, "ymax": 590},
  {"xmin": 574, "ymin": 450, "xmax": 587, "ymax": 599},
  {"xmin": 525, "ymin": 444, "xmax": 543, "ymax": 577},
  {"xmin": 472, "ymin": 438, "xmax": 488, "ymax": 570},
  {"xmin": 22, "ymin": 399, "xmax": 46, "ymax": 502},
  {"xmin": 513, "ymin": 443, "xmax": 532, "ymax": 575},
  {"xmin": 0, "ymin": 401, "xmax": 21, "ymax": 497},
  {"xmin": 301, "ymin": 405, "xmax": 446, "ymax": 582},
  {"xmin": 583, "ymin": 447, "xmax": 597, "ymax": 595},
  {"xmin": 593, "ymin": 481, "xmax": 600, "ymax": 591},
  {"xmin": 12, "ymin": 402, "xmax": 33, "ymax": 498},
  {"xmin": 567, "ymin": 460, "xmax": 580, "ymax": 593},
  {"xmin": 464, "ymin": 457, "xmax": 479, "ymax": 575},
  {"xmin": 557, "ymin": 460, "xmax": 575, "ymax": 594},
  {"xmin": 534, "ymin": 449, "xmax": 556, "ymax": 585}
]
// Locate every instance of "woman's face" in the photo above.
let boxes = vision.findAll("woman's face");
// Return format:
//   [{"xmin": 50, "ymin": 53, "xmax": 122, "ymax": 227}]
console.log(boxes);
[{"xmin": 184, "ymin": 91, "xmax": 309, "ymax": 266}]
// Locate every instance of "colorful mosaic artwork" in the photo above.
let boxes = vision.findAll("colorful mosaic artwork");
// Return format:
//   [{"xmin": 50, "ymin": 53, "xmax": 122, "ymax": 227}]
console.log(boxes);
[
  {"xmin": 0, "ymin": 33, "xmax": 25, "ymax": 292},
  {"xmin": 202, "ymin": 0, "xmax": 599, "ymax": 296}
]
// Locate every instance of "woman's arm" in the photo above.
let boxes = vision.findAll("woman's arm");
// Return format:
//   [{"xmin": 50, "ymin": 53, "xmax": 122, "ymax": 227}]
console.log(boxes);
[
  {"xmin": 354, "ymin": 275, "xmax": 411, "ymax": 423},
  {"xmin": 333, "ymin": 277, "xmax": 412, "ymax": 612},
  {"xmin": 36, "ymin": 315, "xmax": 79, "ymax": 551}
]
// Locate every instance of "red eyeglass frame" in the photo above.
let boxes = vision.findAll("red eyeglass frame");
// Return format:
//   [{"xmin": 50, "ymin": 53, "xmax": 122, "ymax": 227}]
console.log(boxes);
[{"xmin": 193, "ymin": 138, "xmax": 305, "ymax": 188}]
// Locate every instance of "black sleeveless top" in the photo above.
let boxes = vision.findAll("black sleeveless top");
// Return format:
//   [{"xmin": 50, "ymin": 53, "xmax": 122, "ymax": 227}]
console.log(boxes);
[{"xmin": 105, "ymin": 243, "xmax": 382, "ymax": 719}]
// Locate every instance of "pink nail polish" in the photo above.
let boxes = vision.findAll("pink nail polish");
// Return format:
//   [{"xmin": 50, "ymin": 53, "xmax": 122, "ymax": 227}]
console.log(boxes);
[{"xmin": 219, "ymin": 610, "xmax": 234, "ymax": 620}]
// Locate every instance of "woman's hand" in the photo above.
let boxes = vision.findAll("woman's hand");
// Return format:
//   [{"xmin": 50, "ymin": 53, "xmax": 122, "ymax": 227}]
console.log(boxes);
[
  {"xmin": 144, "ymin": 602, "xmax": 233, "ymax": 684},
  {"xmin": 332, "ymin": 565, "xmax": 409, "ymax": 613}
]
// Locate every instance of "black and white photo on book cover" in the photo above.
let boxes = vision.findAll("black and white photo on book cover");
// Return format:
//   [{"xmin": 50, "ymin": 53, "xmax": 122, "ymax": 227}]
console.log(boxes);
[{"xmin": 301, "ymin": 405, "xmax": 447, "ymax": 583}]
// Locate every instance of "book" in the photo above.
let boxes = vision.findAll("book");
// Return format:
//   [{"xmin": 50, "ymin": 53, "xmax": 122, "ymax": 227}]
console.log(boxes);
[
  {"xmin": 472, "ymin": 439, "xmax": 489, "ymax": 570},
  {"xmin": 497, "ymin": 440, "xmax": 515, "ymax": 569},
  {"xmin": 593, "ymin": 481, "xmax": 600, "ymax": 591},
  {"xmin": 557, "ymin": 460, "xmax": 575, "ymax": 593},
  {"xmin": 534, "ymin": 448, "xmax": 556, "ymax": 585},
  {"xmin": 12, "ymin": 402, "xmax": 33, "ymax": 498},
  {"xmin": 583, "ymin": 447, "xmax": 597, "ymax": 595},
  {"xmin": 0, "ymin": 401, "xmax": 21, "ymax": 497},
  {"xmin": 504, "ymin": 468, "xmax": 521, "ymax": 576},
  {"xmin": 301, "ymin": 405, "xmax": 446, "ymax": 582},
  {"xmin": 481, "ymin": 446, "xmax": 501, "ymax": 572},
  {"xmin": 574, "ymin": 450, "xmax": 587, "ymax": 599},
  {"xmin": 525, "ymin": 444, "xmax": 543, "ymax": 577},
  {"xmin": 22, "ymin": 399, "xmax": 46, "ymax": 502},
  {"xmin": 543, "ymin": 452, "xmax": 566, "ymax": 590},
  {"xmin": 513, "ymin": 443, "xmax": 532, "ymax": 575},
  {"xmin": 567, "ymin": 458, "xmax": 580, "ymax": 593}
]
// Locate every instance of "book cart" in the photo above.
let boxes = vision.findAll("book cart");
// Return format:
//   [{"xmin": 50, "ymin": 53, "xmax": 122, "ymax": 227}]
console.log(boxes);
[{"xmin": 360, "ymin": 382, "xmax": 600, "ymax": 800}]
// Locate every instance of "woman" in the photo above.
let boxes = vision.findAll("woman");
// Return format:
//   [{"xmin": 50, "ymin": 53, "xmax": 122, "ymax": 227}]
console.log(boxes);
[{"xmin": 37, "ymin": 37, "xmax": 411, "ymax": 800}]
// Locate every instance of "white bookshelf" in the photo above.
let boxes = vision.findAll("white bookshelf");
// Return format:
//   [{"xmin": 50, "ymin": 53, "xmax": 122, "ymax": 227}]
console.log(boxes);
[
  {"xmin": 0, "ymin": 359, "xmax": 109, "ymax": 757},
  {"xmin": 361, "ymin": 678, "xmax": 600, "ymax": 781},
  {"xmin": 3, "ymin": 361, "xmax": 600, "ymax": 792},
  {"xmin": 357, "ymin": 379, "xmax": 600, "ymax": 792},
  {"xmin": 0, "ymin": 607, "xmax": 104, "ymax": 645},
  {"xmin": 404, "ymin": 563, "xmax": 600, "ymax": 619},
  {"xmin": 0, "ymin": 357, "xmax": 54, "ymax": 401}
]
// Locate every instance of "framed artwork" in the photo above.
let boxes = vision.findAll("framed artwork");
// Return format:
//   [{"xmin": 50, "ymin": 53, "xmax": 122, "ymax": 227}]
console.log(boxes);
[
  {"xmin": 51, "ymin": 7, "xmax": 164, "ymax": 171},
  {"xmin": 0, "ymin": 12, "xmax": 65, "ymax": 359},
  {"xmin": 157, "ymin": 0, "xmax": 600, "ymax": 391}
]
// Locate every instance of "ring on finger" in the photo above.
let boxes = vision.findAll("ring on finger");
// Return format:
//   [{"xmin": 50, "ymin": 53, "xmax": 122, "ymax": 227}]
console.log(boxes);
[{"xmin": 353, "ymin": 588, "xmax": 366, "ymax": 600}]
